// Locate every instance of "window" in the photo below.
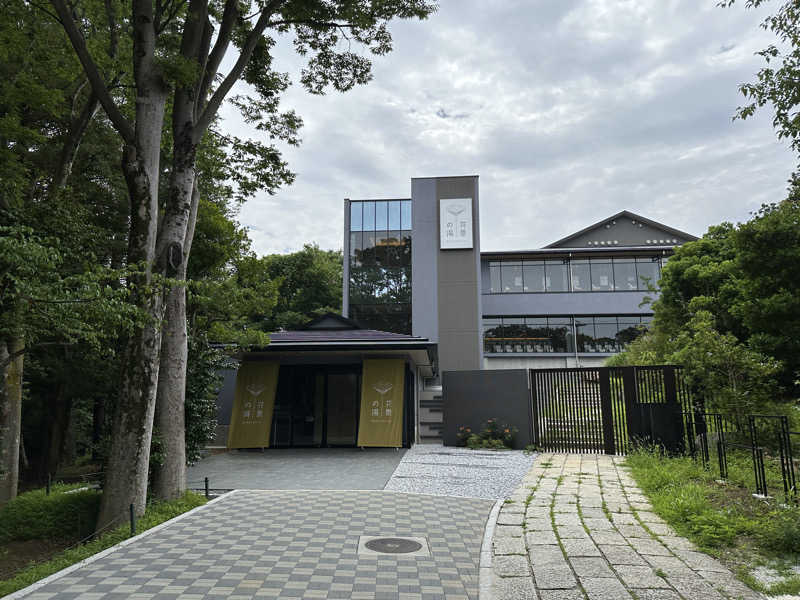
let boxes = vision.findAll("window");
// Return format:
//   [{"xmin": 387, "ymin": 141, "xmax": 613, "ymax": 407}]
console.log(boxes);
[
  {"xmin": 362, "ymin": 201, "xmax": 375, "ymax": 231},
  {"xmin": 489, "ymin": 261, "xmax": 502, "ymax": 293},
  {"xmin": 546, "ymin": 260, "xmax": 570, "ymax": 292},
  {"xmin": 613, "ymin": 259, "xmax": 637, "ymax": 291},
  {"xmin": 350, "ymin": 202, "xmax": 362, "ymax": 231},
  {"xmin": 482, "ymin": 315, "xmax": 650, "ymax": 354},
  {"xmin": 523, "ymin": 260, "xmax": 545, "ymax": 292},
  {"xmin": 388, "ymin": 201, "xmax": 401, "ymax": 230},
  {"xmin": 375, "ymin": 201, "xmax": 388, "ymax": 231},
  {"xmin": 591, "ymin": 260, "xmax": 613, "ymax": 291},
  {"xmin": 636, "ymin": 257, "xmax": 660, "ymax": 290},
  {"xmin": 571, "ymin": 260, "xmax": 591, "ymax": 292},
  {"xmin": 501, "ymin": 261, "xmax": 524, "ymax": 293},
  {"xmin": 483, "ymin": 256, "xmax": 664, "ymax": 294}
]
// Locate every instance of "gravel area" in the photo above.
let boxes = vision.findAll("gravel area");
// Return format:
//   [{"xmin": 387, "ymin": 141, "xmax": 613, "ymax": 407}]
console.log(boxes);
[{"xmin": 383, "ymin": 443, "xmax": 537, "ymax": 499}]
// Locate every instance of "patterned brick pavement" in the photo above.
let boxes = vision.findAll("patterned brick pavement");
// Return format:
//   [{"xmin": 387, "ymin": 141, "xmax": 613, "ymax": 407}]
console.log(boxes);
[
  {"xmin": 491, "ymin": 453, "xmax": 764, "ymax": 600},
  {"xmin": 17, "ymin": 489, "xmax": 492, "ymax": 600}
]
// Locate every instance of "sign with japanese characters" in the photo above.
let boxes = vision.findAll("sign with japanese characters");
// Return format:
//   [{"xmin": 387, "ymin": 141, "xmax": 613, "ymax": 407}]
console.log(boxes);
[
  {"xmin": 439, "ymin": 197, "xmax": 473, "ymax": 249},
  {"xmin": 227, "ymin": 361, "xmax": 278, "ymax": 449},
  {"xmin": 357, "ymin": 359, "xmax": 405, "ymax": 447}
]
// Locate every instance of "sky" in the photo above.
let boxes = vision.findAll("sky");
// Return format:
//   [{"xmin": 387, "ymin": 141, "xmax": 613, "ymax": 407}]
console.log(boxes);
[{"xmin": 218, "ymin": 0, "xmax": 796, "ymax": 256}]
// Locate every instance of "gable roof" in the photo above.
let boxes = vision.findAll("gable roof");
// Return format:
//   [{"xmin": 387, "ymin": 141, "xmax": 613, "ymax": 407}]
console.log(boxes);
[
  {"xmin": 303, "ymin": 312, "xmax": 361, "ymax": 330},
  {"xmin": 545, "ymin": 210, "xmax": 698, "ymax": 249}
]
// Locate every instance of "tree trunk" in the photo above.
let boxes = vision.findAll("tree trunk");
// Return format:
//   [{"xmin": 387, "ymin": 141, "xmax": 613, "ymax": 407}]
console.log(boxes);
[
  {"xmin": 43, "ymin": 381, "xmax": 71, "ymax": 480},
  {"xmin": 152, "ymin": 177, "xmax": 200, "ymax": 500},
  {"xmin": 0, "ymin": 336, "xmax": 24, "ymax": 505},
  {"xmin": 95, "ymin": 86, "xmax": 168, "ymax": 532}
]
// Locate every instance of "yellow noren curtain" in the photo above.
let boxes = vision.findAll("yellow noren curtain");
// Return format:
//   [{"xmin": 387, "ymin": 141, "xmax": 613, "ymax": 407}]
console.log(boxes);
[
  {"xmin": 227, "ymin": 361, "xmax": 278, "ymax": 449},
  {"xmin": 357, "ymin": 358, "xmax": 405, "ymax": 448}
]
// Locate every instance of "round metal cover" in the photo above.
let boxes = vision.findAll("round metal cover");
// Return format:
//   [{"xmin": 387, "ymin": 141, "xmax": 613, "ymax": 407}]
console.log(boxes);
[{"xmin": 364, "ymin": 537, "xmax": 423, "ymax": 554}]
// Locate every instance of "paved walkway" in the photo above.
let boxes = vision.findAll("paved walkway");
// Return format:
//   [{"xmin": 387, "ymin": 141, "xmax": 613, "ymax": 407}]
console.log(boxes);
[
  {"xmin": 17, "ymin": 489, "xmax": 492, "ymax": 600},
  {"xmin": 186, "ymin": 448, "xmax": 407, "ymax": 490},
  {"xmin": 491, "ymin": 453, "xmax": 763, "ymax": 600}
]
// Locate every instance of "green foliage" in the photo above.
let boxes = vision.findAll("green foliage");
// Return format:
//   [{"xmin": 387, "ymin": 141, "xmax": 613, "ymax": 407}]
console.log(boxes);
[
  {"xmin": 758, "ymin": 505, "xmax": 800, "ymax": 554},
  {"xmin": 457, "ymin": 419, "xmax": 517, "ymax": 449},
  {"xmin": 184, "ymin": 336, "xmax": 224, "ymax": 464},
  {"xmin": 0, "ymin": 484, "xmax": 100, "ymax": 543},
  {"xmin": 0, "ymin": 492, "xmax": 206, "ymax": 596},
  {"xmin": 611, "ymin": 201, "xmax": 800, "ymax": 408}
]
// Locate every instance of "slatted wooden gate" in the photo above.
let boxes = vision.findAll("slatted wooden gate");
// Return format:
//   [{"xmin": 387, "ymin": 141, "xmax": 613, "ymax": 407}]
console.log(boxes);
[{"xmin": 530, "ymin": 365, "xmax": 692, "ymax": 454}]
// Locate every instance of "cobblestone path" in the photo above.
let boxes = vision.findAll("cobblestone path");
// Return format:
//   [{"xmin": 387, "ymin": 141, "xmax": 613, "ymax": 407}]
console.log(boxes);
[{"xmin": 491, "ymin": 453, "xmax": 763, "ymax": 600}]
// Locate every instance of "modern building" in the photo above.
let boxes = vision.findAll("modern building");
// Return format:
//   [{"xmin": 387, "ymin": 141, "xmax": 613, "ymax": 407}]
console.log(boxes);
[
  {"xmin": 342, "ymin": 176, "xmax": 696, "ymax": 441},
  {"xmin": 219, "ymin": 175, "xmax": 697, "ymax": 449}
]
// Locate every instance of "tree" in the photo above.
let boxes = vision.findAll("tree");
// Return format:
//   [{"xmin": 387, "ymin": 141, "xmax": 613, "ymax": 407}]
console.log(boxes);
[{"xmin": 52, "ymin": 0, "xmax": 436, "ymax": 525}]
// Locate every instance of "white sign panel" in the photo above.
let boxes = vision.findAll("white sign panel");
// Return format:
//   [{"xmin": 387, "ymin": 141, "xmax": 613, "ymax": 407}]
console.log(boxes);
[{"xmin": 439, "ymin": 198, "xmax": 473, "ymax": 249}]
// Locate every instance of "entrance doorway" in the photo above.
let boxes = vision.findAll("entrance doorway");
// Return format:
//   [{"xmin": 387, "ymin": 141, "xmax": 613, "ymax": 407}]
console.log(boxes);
[{"xmin": 272, "ymin": 366, "xmax": 362, "ymax": 447}]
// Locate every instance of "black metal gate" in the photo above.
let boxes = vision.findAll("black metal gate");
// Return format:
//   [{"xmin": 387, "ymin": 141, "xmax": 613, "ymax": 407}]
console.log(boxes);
[{"xmin": 530, "ymin": 365, "xmax": 692, "ymax": 454}]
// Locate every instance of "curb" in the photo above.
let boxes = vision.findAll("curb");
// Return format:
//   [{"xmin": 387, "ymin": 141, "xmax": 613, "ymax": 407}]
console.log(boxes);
[
  {"xmin": 478, "ymin": 499, "xmax": 503, "ymax": 600},
  {"xmin": 5, "ymin": 490, "xmax": 238, "ymax": 599}
]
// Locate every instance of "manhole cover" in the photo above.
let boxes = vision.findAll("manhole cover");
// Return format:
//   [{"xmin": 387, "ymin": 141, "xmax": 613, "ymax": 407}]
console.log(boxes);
[
  {"xmin": 358, "ymin": 535, "xmax": 430, "ymax": 556},
  {"xmin": 365, "ymin": 537, "xmax": 422, "ymax": 554}
]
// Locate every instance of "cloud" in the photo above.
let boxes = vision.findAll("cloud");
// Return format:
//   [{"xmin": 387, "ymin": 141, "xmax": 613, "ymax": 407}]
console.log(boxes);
[{"xmin": 220, "ymin": 0, "xmax": 795, "ymax": 256}]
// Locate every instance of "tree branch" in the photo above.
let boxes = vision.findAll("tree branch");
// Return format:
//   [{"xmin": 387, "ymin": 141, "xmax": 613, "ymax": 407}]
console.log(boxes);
[
  {"xmin": 50, "ymin": 0, "xmax": 134, "ymax": 144},
  {"xmin": 198, "ymin": 0, "xmax": 239, "ymax": 102},
  {"xmin": 194, "ymin": 0, "xmax": 285, "ymax": 140}
]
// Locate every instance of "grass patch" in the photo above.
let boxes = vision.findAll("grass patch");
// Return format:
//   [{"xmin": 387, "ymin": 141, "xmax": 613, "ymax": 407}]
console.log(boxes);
[
  {"xmin": 625, "ymin": 448, "xmax": 800, "ymax": 595},
  {"xmin": 0, "ymin": 491, "xmax": 207, "ymax": 596}
]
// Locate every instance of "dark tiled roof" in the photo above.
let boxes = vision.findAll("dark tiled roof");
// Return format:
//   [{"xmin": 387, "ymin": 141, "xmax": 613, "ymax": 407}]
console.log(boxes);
[{"xmin": 269, "ymin": 329, "xmax": 427, "ymax": 343}]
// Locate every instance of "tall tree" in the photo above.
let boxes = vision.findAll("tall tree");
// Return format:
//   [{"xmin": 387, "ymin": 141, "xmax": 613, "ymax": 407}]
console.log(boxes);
[{"xmin": 51, "ymin": 0, "xmax": 436, "ymax": 524}]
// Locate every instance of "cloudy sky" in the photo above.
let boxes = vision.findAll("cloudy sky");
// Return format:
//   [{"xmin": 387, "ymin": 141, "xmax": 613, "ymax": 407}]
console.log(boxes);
[{"xmin": 219, "ymin": 0, "xmax": 796, "ymax": 256}]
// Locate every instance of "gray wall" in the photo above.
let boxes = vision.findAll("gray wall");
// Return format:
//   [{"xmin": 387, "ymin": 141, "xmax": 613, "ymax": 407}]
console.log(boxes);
[
  {"xmin": 411, "ymin": 179, "xmax": 439, "ymax": 342},
  {"xmin": 342, "ymin": 199, "xmax": 351, "ymax": 317},
  {"xmin": 435, "ymin": 176, "xmax": 482, "ymax": 371},
  {"xmin": 442, "ymin": 369, "xmax": 532, "ymax": 449},
  {"xmin": 481, "ymin": 290, "xmax": 652, "ymax": 316},
  {"xmin": 553, "ymin": 217, "xmax": 693, "ymax": 248}
]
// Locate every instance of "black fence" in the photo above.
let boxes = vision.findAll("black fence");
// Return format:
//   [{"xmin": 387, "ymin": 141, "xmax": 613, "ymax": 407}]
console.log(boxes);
[
  {"xmin": 530, "ymin": 365, "xmax": 691, "ymax": 455},
  {"xmin": 683, "ymin": 411, "xmax": 798, "ymax": 502}
]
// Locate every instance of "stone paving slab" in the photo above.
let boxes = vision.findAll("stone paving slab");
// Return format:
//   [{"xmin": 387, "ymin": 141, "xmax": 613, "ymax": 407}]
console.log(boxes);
[
  {"xmin": 491, "ymin": 453, "xmax": 766, "ymax": 600},
  {"xmin": 17, "ymin": 489, "xmax": 493, "ymax": 599}
]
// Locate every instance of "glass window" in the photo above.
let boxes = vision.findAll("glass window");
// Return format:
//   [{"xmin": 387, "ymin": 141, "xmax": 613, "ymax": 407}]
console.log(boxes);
[
  {"xmin": 571, "ymin": 260, "xmax": 591, "ymax": 292},
  {"xmin": 636, "ymin": 257, "xmax": 660, "ymax": 290},
  {"xmin": 545, "ymin": 260, "xmax": 570, "ymax": 292},
  {"xmin": 375, "ymin": 201, "xmax": 388, "ymax": 230},
  {"xmin": 575, "ymin": 316, "xmax": 594, "ymax": 352},
  {"xmin": 594, "ymin": 316, "xmax": 618, "ymax": 352},
  {"xmin": 501, "ymin": 261, "xmax": 524, "ymax": 293},
  {"xmin": 548, "ymin": 317, "xmax": 574, "ymax": 353},
  {"xmin": 501, "ymin": 317, "xmax": 526, "ymax": 353},
  {"xmin": 399, "ymin": 233, "xmax": 412, "ymax": 267},
  {"xmin": 362, "ymin": 201, "xmax": 375, "ymax": 231},
  {"xmin": 525, "ymin": 317, "xmax": 548, "ymax": 352},
  {"xmin": 613, "ymin": 259, "xmax": 637, "ymax": 291},
  {"xmin": 384, "ymin": 230, "xmax": 402, "ymax": 267},
  {"xmin": 388, "ymin": 201, "xmax": 401, "ymax": 230},
  {"xmin": 483, "ymin": 318, "xmax": 503, "ymax": 353},
  {"xmin": 523, "ymin": 260, "xmax": 545, "ymax": 292},
  {"xmin": 350, "ymin": 202, "xmax": 362, "ymax": 231},
  {"xmin": 349, "ymin": 232, "xmax": 362, "ymax": 265},
  {"xmin": 617, "ymin": 316, "xmax": 642, "ymax": 348},
  {"xmin": 401, "ymin": 200, "xmax": 412, "ymax": 231},
  {"xmin": 489, "ymin": 262, "xmax": 502, "ymax": 293},
  {"xmin": 591, "ymin": 260, "xmax": 614, "ymax": 291}
]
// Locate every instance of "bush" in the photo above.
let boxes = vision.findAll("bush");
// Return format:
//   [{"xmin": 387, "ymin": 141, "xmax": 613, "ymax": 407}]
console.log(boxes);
[
  {"xmin": 758, "ymin": 505, "xmax": 800, "ymax": 554},
  {"xmin": 457, "ymin": 419, "xmax": 517, "ymax": 449},
  {"xmin": 0, "ymin": 484, "xmax": 101, "ymax": 543}
]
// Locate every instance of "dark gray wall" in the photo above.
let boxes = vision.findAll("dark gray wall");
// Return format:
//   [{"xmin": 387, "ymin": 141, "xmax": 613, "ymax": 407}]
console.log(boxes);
[
  {"xmin": 342, "ymin": 199, "xmax": 351, "ymax": 317},
  {"xmin": 435, "ymin": 176, "xmax": 482, "ymax": 371},
  {"xmin": 442, "ymin": 369, "xmax": 532, "ymax": 449},
  {"xmin": 216, "ymin": 368, "xmax": 237, "ymax": 426},
  {"xmin": 552, "ymin": 217, "xmax": 693, "ymax": 248}
]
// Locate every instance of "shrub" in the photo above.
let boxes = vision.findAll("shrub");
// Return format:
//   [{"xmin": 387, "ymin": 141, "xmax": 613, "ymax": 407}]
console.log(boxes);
[
  {"xmin": 0, "ymin": 484, "xmax": 101, "ymax": 543},
  {"xmin": 758, "ymin": 505, "xmax": 800, "ymax": 554},
  {"xmin": 458, "ymin": 419, "xmax": 518, "ymax": 449}
]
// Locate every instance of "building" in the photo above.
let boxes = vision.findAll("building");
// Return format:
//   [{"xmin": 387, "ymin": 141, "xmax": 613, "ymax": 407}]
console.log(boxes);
[
  {"xmin": 220, "ymin": 175, "xmax": 696, "ymax": 449},
  {"xmin": 342, "ymin": 176, "xmax": 696, "ymax": 441}
]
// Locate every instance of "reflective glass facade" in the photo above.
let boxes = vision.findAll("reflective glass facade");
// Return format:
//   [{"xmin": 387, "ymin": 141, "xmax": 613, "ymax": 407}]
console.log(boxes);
[
  {"xmin": 348, "ymin": 200, "xmax": 412, "ymax": 334},
  {"xmin": 482, "ymin": 315, "xmax": 652, "ymax": 354},
  {"xmin": 486, "ymin": 256, "xmax": 662, "ymax": 294}
]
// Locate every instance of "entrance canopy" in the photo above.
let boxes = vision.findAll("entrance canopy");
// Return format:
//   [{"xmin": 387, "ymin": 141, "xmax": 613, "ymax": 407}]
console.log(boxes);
[{"xmin": 223, "ymin": 314, "xmax": 435, "ymax": 449}]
